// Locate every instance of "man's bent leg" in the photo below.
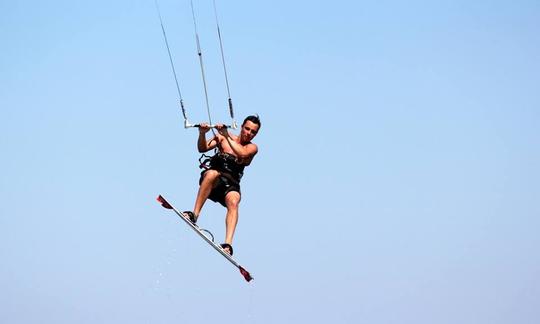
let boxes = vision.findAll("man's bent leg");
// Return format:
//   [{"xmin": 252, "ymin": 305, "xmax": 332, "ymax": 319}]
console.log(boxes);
[
  {"xmin": 224, "ymin": 191, "xmax": 241, "ymax": 245},
  {"xmin": 193, "ymin": 170, "xmax": 220, "ymax": 216}
]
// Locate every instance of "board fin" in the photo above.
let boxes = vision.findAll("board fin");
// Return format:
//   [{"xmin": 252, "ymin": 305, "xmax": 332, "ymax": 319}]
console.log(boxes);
[
  {"xmin": 239, "ymin": 266, "xmax": 253, "ymax": 282},
  {"xmin": 157, "ymin": 195, "xmax": 173, "ymax": 209}
]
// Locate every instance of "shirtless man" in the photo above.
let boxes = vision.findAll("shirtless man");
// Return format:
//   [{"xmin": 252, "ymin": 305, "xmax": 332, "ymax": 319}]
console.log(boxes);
[{"xmin": 184, "ymin": 115, "xmax": 261, "ymax": 256}]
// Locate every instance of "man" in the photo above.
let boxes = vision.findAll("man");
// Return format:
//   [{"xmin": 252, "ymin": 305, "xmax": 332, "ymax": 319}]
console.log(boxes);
[{"xmin": 184, "ymin": 115, "xmax": 261, "ymax": 256}]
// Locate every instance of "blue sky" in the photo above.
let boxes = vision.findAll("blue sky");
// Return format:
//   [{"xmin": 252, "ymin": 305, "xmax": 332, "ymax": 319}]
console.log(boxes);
[{"xmin": 1, "ymin": 0, "xmax": 539, "ymax": 323}]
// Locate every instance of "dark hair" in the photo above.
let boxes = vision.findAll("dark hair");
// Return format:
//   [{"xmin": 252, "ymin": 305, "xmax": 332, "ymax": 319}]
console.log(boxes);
[{"xmin": 243, "ymin": 114, "xmax": 261, "ymax": 129}]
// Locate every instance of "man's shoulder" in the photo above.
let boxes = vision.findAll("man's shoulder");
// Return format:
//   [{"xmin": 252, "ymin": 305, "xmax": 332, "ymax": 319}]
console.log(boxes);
[{"xmin": 246, "ymin": 141, "xmax": 258, "ymax": 151}]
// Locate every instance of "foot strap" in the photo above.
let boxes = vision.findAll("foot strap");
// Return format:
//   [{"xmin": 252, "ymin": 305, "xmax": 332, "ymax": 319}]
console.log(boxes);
[
  {"xmin": 220, "ymin": 243, "xmax": 234, "ymax": 256},
  {"xmin": 182, "ymin": 211, "xmax": 198, "ymax": 224}
]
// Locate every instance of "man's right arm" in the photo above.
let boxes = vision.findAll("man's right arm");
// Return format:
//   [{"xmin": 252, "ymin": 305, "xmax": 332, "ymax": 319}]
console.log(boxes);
[{"xmin": 197, "ymin": 124, "xmax": 218, "ymax": 152}]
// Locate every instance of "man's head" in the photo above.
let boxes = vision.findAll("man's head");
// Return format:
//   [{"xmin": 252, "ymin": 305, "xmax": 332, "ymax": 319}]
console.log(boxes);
[{"xmin": 239, "ymin": 115, "xmax": 261, "ymax": 143}]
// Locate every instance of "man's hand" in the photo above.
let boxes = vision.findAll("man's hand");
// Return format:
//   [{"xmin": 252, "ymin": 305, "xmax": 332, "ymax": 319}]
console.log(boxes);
[
  {"xmin": 198, "ymin": 123, "xmax": 211, "ymax": 134},
  {"xmin": 216, "ymin": 123, "xmax": 229, "ymax": 138}
]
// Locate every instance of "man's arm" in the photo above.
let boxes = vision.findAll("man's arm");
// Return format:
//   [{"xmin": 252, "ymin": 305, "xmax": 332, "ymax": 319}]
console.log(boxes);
[
  {"xmin": 215, "ymin": 125, "xmax": 258, "ymax": 159},
  {"xmin": 224, "ymin": 135, "xmax": 258, "ymax": 160},
  {"xmin": 197, "ymin": 124, "xmax": 219, "ymax": 153}
]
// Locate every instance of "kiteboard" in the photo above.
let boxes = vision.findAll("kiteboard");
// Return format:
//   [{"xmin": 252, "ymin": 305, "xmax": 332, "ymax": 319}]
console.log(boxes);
[{"xmin": 156, "ymin": 194, "xmax": 253, "ymax": 282}]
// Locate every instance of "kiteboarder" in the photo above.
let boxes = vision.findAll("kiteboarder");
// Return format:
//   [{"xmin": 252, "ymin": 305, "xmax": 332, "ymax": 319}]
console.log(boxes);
[{"xmin": 183, "ymin": 115, "xmax": 261, "ymax": 256}]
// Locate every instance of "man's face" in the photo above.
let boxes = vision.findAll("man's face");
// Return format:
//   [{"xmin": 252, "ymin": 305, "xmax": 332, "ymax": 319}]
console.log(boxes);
[{"xmin": 240, "ymin": 120, "xmax": 260, "ymax": 143}]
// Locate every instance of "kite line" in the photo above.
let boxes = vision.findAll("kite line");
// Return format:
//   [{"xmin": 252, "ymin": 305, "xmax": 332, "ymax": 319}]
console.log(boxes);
[{"xmin": 154, "ymin": 0, "xmax": 237, "ymax": 129}]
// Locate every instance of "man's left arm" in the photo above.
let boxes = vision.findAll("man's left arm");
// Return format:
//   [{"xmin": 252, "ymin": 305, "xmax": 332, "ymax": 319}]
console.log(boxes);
[
  {"xmin": 217, "ymin": 127, "xmax": 257, "ymax": 159},
  {"xmin": 215, "ymin": 124, "xmax": 258, "ymax": 160},
  {"xmin": 227, "ymin": 138, "xmax": 258, "ymax": 160}
]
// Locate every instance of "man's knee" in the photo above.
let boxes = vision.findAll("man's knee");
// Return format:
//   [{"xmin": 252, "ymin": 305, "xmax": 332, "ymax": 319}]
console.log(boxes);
[
  {"xmin": 225, "ymin": 191, "xmax": 241, "ymax": 208},
  {"xmin": 202, "ymin": 170, "xmax": 220, "ymax": 183}
]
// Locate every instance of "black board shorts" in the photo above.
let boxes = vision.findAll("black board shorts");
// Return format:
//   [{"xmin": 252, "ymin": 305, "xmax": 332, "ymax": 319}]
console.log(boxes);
[{"xmin": 200, "ymin": 170, "xmax": 241, "ymax": 207}]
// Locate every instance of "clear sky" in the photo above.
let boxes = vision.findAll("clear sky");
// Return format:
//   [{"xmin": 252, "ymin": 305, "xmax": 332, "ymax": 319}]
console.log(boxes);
[{"xmin": 1, "ymin": 0, "xmax": 539, "ymax": 323}]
